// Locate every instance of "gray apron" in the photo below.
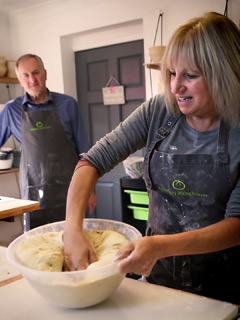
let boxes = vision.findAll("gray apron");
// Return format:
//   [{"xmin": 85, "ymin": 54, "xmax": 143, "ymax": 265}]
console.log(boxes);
[
  {"xmin": 143, "ymin": 115, "xmax": 240, "ymax": 304},
  {"xmin": 20, "ymin": 96, "xmax": 79, "ymax": 229}
]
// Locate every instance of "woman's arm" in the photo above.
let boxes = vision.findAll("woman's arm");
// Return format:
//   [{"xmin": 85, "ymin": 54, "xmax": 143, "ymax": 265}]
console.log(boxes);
[
  {"xmin": 115, "ymin": 217, "xmax": 240, "ymax": 276},
  {"xmin": 63, "ymin": 165, "xmax": 99, "ymax": 271}
]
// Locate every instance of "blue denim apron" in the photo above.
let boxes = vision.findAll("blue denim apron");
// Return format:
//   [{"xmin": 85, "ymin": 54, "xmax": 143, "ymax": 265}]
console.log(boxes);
[
  {"xmin": 20, "ymin": 96, "xmax": 79, "ymax": 228},
  {"xmin": 143, "ymin": 115, "xmax": 240, "ymax": 303}
]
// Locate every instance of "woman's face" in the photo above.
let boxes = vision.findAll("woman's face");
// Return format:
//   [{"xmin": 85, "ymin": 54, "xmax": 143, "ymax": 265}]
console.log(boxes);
[{"xmin": 170, "ymin": 62, "xmax": 216, "ymax": 118}]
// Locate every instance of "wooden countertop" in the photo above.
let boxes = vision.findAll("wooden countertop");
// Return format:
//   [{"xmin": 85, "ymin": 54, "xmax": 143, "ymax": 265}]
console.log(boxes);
[
  {"xmin": 0, "ymin": 197, "xmax": 40, "ymax": 220},
  {"xmin": 0, "ymin": 168, "xmax": 19, "ymax": 175}
]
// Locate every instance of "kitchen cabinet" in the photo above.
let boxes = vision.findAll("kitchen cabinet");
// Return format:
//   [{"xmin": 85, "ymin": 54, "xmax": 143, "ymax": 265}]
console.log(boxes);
[
  {"xmin": 0, "ymin": 168, "xmax": 20, "ymax": 199},
  {"xmin": 0, "ymin": 77, "xmax": 21, "ymax": 103},
  {"xmin": 0, "ymin": 98, "xmax": 22, "ymax": 246}
]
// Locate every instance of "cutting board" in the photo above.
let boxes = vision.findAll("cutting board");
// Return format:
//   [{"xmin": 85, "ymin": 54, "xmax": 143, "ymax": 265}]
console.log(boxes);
[
  {"xmin": 0, "ymin": 246, "xmax": 20, "ymax": 282},
  {"xmin": 0, "ymin": 277, "xmax": 238, "ymax": 320},
  {"xmin": 0, "ymin": 196, "xmax": 40, "ymax": 219}
]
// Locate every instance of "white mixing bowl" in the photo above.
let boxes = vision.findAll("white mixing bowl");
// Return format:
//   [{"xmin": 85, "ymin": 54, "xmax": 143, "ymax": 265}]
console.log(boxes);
[{"xmin": 7, "ymin": 218, "xmax": 142, "ymax": 308}]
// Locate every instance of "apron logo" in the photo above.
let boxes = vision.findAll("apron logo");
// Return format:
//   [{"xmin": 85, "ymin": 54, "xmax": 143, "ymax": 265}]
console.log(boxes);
[
  {"xmin": 172, "ymin": 180, "xmax": 185, "ymax": 190},
  {"xmin": 159, "ymin": 179, "xmax": 207, "ymax": 198},
  {"xmin": 30, "ymin": 121, "xmax": 51, "ymax": 131}
]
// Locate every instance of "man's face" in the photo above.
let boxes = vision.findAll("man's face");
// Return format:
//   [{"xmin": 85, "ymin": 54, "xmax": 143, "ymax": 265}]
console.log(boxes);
[{"xmin": 16, "ymin": 57, "xmax": 47, "ymax": 100}]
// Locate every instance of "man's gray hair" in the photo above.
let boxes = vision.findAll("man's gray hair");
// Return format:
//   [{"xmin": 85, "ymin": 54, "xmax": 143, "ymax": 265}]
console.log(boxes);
[{"xmin": 15, "ymin": 54, "xmax": 45, "ymax": 73}]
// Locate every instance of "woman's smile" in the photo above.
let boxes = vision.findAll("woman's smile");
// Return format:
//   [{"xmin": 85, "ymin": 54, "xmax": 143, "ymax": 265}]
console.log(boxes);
[{"xmin": 170, "ymin": 63, "xmax": 216, "ymax": 119}]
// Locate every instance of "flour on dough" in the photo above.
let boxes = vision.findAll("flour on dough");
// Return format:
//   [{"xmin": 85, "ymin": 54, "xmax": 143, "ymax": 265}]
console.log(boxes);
[{"xmin": 15, "ymin": 229, "xmax": 128, "ymax": 272}]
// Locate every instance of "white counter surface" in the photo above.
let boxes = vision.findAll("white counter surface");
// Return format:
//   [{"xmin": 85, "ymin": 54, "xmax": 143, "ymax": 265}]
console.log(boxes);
[
  {"xmin": 0, "ymin": 246, "xmax": 20, "ymax": 282},
  {"xmin": 0, "ymin": 275, "xmax": 238, "ymax": 320}
]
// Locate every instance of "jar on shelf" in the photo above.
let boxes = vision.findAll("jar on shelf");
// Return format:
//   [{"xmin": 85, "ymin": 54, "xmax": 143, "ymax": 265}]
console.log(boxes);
[
  {"xmin": 0, "ymin": 56, "xmax": 7, "ymax": 78},
  {"xmin": 6, "ymin": 60, "xmax": 17, "ymax": 78}
]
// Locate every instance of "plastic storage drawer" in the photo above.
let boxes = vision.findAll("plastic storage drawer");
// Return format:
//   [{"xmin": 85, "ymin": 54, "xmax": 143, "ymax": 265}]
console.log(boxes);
[
  {"xmin": 127, "ymin": 205, "xmax": 149, "ymax": 221},
  {"xmin": 124, "ymin": 190, "xmax": 149, "ymax": 205}
]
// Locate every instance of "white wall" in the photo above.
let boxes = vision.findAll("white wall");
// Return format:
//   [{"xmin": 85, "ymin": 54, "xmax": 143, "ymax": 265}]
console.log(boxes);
[
  {"xmin": 0, "ymin": 13, "xmax": 12, "ymax": 58},
  {"xmin": 6, "ymin": 0, "xmax": 240, "ymax": 100}
]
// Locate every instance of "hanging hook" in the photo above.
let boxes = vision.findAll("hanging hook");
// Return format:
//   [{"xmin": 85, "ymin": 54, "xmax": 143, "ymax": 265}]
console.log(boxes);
[
  {"xmin": 153, "ymin": 10, "xmax": 164, "ymax": 46},
  {"xmin": 224, "ymin": 0, "xmax": 228, "ymax": 16}
]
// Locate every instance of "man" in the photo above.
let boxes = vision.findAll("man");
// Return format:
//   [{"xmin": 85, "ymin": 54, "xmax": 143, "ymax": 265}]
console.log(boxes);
[{"xmin": 0, "ymin": 54, "xmax": 96, "ymax": 229}]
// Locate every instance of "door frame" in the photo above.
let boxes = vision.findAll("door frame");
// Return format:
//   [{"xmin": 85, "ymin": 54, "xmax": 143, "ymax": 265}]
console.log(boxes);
[{"xmin": 60, "ymin": 19, "xmax": 145, "ymax": 101}]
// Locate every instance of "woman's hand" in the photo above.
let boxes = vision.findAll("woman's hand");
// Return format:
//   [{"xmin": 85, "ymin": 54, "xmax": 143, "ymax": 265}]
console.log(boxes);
[
  {"xmin": 63, "ymin": 228, "xmax": 97, "ymax": 271},
  {"xmin": 114, "ymin": 217, "xmax": 240, "ymax": 276},
  {"xmin": 114, "ymin": 236, "xmax": 160, "ymax": 276}
]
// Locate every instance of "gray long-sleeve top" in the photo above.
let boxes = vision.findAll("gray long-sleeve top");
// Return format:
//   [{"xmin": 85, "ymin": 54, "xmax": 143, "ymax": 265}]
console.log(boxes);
[{"xmin": 82, "ymin": 94, "xmax": 240, "ymax": 218}]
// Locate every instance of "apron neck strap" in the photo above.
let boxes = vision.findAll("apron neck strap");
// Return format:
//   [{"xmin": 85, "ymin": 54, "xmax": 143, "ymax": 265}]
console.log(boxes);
[
  {"xmin": 217, "ymin": 119, "xmax": 229, "ymax": 155},
  {"xmin": 21, "ymin": 92, "xmax": 56, "ymax": 111},
  {"xmin": 156, "ymin": 115, "xmax": 179, "ymax": 140}
]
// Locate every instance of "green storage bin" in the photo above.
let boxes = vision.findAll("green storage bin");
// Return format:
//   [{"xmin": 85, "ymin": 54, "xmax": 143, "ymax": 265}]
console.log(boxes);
[
  {"xmin": 127, "ymin": 205, "xmax": 149, "ymax": 221},
  {"xmin": 124, "ymin": 189, "xmax": 149, "ymax": 205}
]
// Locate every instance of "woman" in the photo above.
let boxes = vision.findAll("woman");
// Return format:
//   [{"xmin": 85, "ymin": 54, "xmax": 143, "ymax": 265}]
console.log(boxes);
[{"xmin": 64, "ymin": 12, "xmax": 240, "ymax": 304}]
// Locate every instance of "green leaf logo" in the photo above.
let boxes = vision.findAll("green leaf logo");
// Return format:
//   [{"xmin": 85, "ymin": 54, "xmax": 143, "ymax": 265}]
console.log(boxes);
[{"xmin": 36, "ymin": 121, "xmax": 43, "ymax": 128}]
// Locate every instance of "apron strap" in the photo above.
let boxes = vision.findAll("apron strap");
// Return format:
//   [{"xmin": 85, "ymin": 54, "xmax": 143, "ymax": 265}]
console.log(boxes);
[
  {"xmin": 144, "ymin": 115, "xmax": 179, "ymax": 190},
  {"xmin": 156, "ymin": 115, "xmax": 179, "ymax": 139},
  {"xmin": 217, "ymin": 120, "xmax": 229, "ymax": 163}
]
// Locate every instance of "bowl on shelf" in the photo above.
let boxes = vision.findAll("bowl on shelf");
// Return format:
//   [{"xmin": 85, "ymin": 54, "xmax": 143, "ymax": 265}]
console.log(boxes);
[
  {"xmin": 149, "ymin": 45, "xmax": 166, "ymax": 63},
  {"xmin": 7, "ymin": 218, "xmax": 142, "ymax": 308},
  {"xmin": 0, "ymin": 55, "xmax": 7, "ymax": 77},
  {"xmin": 0, "ymin": 147, "xmax": 13, "ymax": 170}
]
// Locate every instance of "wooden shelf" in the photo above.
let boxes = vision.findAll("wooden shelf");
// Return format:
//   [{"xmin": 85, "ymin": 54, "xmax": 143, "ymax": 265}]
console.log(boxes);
[
  {"xmin": 143, "ymin": 63, "xmax": 161, "ymax": 70},
  {"xmin": 0, "ymin": 77, "xmax": 19, "ymax": 84},
  {"xmin": 0, "ymin": 168, "xmax": 19, "ymax": 175}
]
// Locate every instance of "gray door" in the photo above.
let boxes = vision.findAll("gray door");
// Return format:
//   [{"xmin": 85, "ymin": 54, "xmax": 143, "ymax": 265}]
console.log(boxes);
[{"xmin": 75, "ymin": 40, "xmax": 146, "ymax": 221}]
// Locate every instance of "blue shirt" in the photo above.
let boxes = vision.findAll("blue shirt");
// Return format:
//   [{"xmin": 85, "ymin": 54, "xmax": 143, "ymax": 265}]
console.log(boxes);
[{"xmin": 0, "ymin": 90, "xmax": 89, "ymax": 155}]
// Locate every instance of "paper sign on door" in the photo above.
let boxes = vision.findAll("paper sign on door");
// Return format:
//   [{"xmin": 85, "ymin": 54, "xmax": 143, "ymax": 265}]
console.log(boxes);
[{"xmin": 102, "ymin": 75, "xmax": 125, "ymax": 105}]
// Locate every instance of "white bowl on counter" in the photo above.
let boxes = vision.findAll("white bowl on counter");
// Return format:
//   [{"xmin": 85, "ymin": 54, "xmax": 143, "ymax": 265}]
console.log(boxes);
[{"xmin": 7, "ymin": 218, "xmax": 142, "ymax": 308}]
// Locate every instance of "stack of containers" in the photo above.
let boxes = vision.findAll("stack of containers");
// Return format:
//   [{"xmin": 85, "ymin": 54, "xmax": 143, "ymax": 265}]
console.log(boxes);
[{"xmin": 124, "ymin": 189, "xmax": 149, "ymax": 221}]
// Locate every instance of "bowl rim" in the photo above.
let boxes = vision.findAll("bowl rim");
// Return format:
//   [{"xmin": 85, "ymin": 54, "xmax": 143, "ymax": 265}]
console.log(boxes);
[
  {"xmin": 0, "ymin": 147, "xmax": 13, "ymax": 153},
  {"xmin": 7, "ymin": 218, "xmax": 142, "ymax": 278}
]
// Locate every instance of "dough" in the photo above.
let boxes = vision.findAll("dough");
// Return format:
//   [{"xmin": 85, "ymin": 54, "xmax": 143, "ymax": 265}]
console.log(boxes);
[
  {"xmin": 15, "ymin": 229, "xmax": 128, "ymax": 272},
  {"xmin": 83, "ymin": 229, "xmax": 128, "ymax": 269},
  {"xmin": 15, "ymin": 232, "xmax": 64, "ymax": 272}
]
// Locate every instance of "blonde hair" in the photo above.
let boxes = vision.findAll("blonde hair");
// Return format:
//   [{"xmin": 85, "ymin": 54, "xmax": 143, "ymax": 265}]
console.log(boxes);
[{"xmin": 161, "ymin": 12, "xmax": 240, "ymax": 128}]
